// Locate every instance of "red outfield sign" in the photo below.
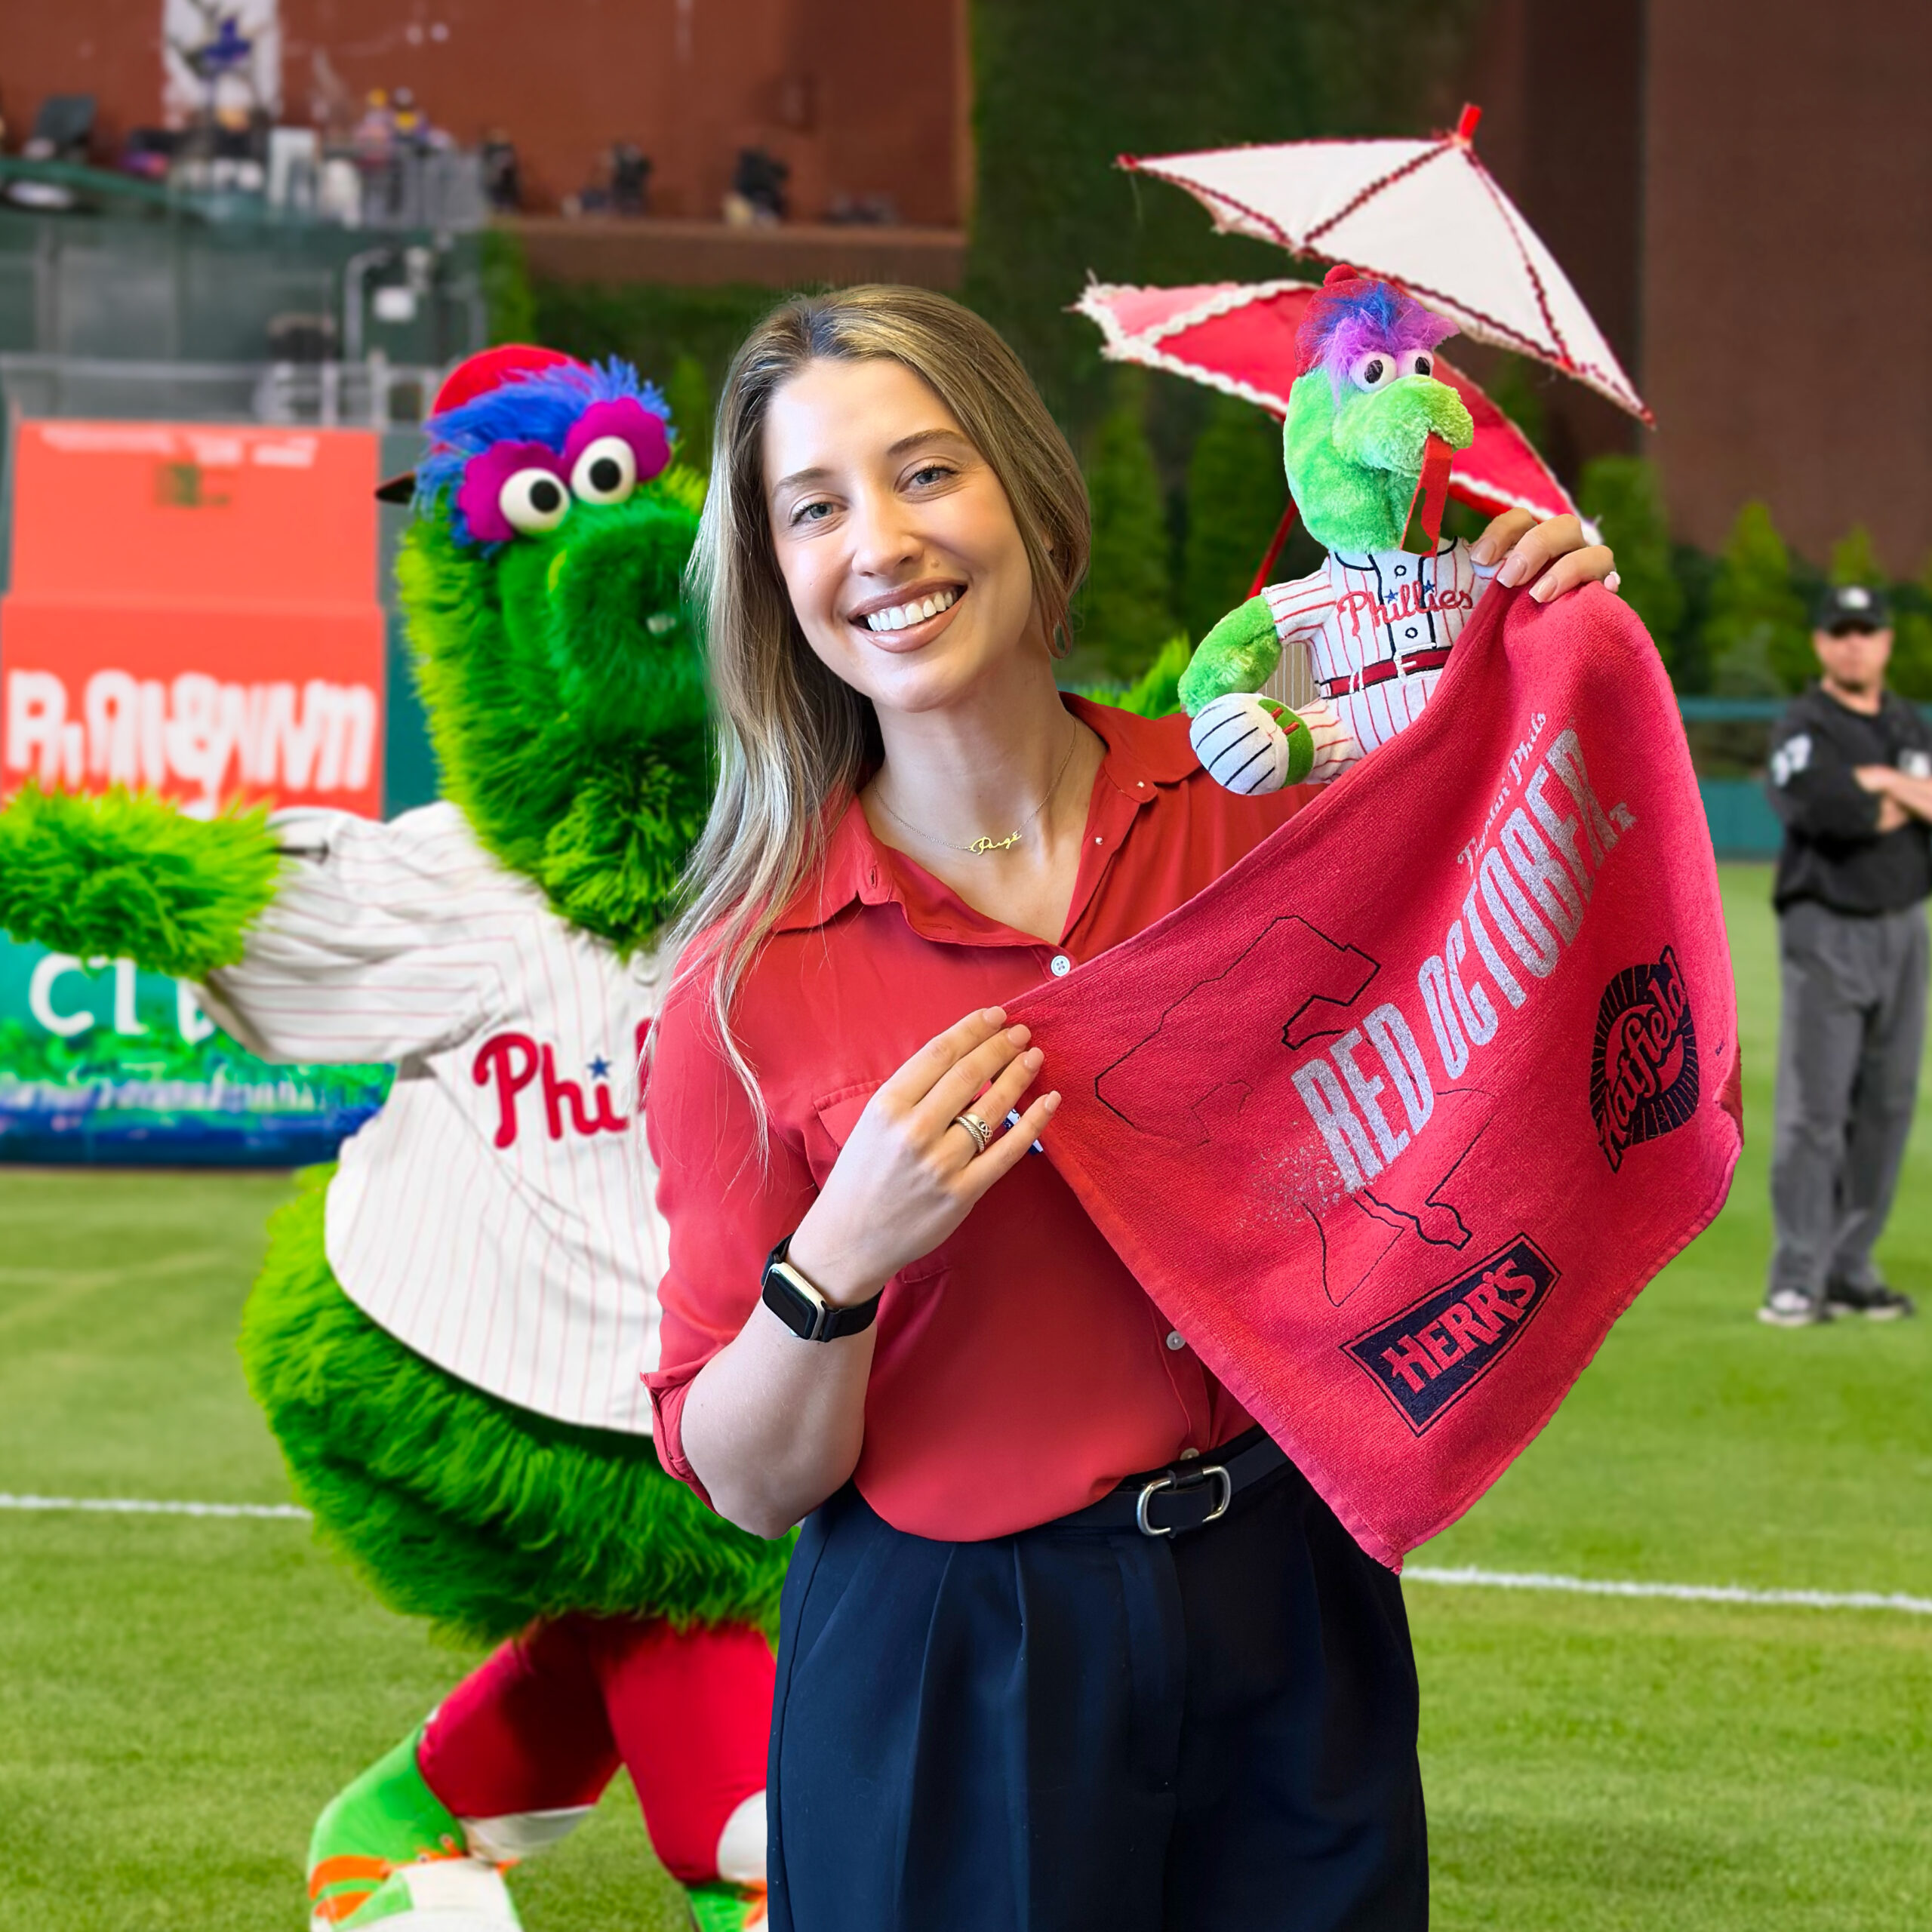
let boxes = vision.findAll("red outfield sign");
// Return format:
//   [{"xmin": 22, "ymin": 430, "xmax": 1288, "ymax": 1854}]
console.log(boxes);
[
  {"xmin": 0, "ymin": 420, "xmax": 386, "ymax": 819},
  {"xmin": 1011, "ymin": 584, "xmax": 1740, "ymax": 1569}
]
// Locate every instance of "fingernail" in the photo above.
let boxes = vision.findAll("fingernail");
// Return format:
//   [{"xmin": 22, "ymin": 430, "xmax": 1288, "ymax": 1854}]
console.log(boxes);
[
  {"xmin": 1007, "ymin": 1024, "xmax": 1031, "ymax": 1044},
  {"xmin": 1470, "ymin": 537, "xmax": 1497, "ymax": 564},
  {"xmin": 1497, "ymin": 552, "xmax": 1525, "ymax": 586},
  {"xmin": 1604, "ymin": 571, "xmax": 1622, "ymax": 595},
  {"xmin": 1025, "ymin": 1047, "xmax": 1044, "ymax": 1066},
  {"xmin": 1044, "ymin": 1091, "xmax": 1062, "ymax": 1110},
  {"xmin": 983, "ymin": 1007, "xmax": 1004, "ymax": 1023},
  {"xmin": 1530, "ymin": 577, "xmax": 1555, "ymax": 602}
]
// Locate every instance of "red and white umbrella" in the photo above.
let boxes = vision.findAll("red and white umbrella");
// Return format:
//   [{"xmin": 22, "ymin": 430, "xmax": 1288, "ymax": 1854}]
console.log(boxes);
[
  {"xmin": 1074, "ymin": 276, "xmax": 1579, "ymax": 592},
  {"xmin": 1119, "ymin": 106, "xmax": 1651, "ymax": 424}
]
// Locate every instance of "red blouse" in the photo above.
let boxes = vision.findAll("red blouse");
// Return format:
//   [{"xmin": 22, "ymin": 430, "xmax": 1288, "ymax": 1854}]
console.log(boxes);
[{"xmin": 645, "ymin": 697, "xmax": 1313, "ymax": 1540}]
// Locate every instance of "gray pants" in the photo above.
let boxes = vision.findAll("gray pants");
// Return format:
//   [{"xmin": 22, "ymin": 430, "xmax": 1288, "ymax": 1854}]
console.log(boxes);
[{"xmin": 1767, "ymin": 899, "xmax": 1929, "ymax": 1301}]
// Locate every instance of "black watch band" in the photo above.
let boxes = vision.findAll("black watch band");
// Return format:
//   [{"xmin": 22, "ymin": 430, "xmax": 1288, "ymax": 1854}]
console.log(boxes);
[{"xmin": 760, "ymin": 1235, "xmax": 883, "ymax": 1343}]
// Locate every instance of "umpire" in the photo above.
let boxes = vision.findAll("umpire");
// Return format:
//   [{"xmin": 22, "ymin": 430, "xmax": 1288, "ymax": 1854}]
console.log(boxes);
[{"xmin": 1761, "ymin": 582, "xmax": 1931, "ymax": 1324}]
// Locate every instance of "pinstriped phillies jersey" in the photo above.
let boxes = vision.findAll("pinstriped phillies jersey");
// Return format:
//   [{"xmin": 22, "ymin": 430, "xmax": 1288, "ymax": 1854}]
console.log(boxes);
[
  {"xmin": 1260, "ymin": 537, "xmax": 1500, "ymax": 755},
  {"xmin": 198, "ymin": 802, "xmax": 665, "ymax": 1434}
]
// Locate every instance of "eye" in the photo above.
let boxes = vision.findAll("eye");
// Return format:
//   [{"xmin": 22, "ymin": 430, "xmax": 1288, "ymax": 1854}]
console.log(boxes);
[
  {"xmin": 498, "ymin": 467, "xmax": 569, "ymax": 534},
  {"xmin": 1398, "ymin": 350, "xmax": 1435, "ymax": 380},
  {"xmin": 1349, "ymin": 351, "xmax": 1398, "ymax": 392},
  {"xmin": 570, "ymin": 435, "xmax": 637, "ymax": 505},
  {"xmin": 909, "ymin": 463, "xmax": 955, "ymax": 488}
]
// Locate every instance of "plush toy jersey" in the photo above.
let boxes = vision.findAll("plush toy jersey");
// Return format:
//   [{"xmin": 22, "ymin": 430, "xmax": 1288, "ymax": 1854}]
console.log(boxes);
[
  {"xmin": 1177, "ymin": 270, "xmax": 1483, "ymax": 794},
  {"xmin": 0, "ymin": 348, "xmax": 778, "ymax": 1932}
]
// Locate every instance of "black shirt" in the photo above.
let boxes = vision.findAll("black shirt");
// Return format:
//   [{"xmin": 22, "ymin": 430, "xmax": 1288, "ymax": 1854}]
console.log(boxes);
[{"xmin": 1766, "ymin": 685, "xmax": 1932, "ymax": 915}]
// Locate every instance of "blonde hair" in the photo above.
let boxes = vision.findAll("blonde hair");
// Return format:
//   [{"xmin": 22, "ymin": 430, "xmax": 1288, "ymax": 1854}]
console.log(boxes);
[{"xmin": 669, "ymin": 285, "xmax": 1091, "ymax": 1120}]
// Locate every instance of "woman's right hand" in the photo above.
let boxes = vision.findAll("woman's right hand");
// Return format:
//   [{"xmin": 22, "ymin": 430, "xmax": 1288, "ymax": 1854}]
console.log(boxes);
[{"xmin": 786, "ymin": 1007, "xmax": 1059, "ymax": 1307}]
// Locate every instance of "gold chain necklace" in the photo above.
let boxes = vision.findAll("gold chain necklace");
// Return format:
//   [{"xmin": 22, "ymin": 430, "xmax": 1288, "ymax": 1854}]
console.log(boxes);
[{"xmin": 872, "ymin": 725, "xmax": 1082, "ymax": 857}]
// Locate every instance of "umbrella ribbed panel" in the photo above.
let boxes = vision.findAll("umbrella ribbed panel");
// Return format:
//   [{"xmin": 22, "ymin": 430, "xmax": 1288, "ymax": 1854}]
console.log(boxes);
[{"xmin": 1119, "ymin": 127, "xmax": 1651, "ymax": 426}]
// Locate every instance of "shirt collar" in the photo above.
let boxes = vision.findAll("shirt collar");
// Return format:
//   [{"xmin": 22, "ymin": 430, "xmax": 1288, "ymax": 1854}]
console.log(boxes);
[{"xmin": 771, "ymin": 694, "xmax": 1198, "ymax": 937}]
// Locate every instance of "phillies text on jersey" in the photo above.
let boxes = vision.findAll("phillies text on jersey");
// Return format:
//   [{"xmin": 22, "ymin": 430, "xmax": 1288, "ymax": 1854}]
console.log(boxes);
[
  {"xmin": 1261, "ymin": 537, "xmax": 1499, "ymax": 755},
  {"xmin": 198, "ymin": 802, "xmax": 666, "ymax": 1434}
]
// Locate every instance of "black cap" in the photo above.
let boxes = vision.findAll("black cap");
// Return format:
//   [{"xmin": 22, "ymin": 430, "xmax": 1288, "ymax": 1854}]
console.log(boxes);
[
  {"xmin": 375, "ymin": 471, "xmax": 417, "ymax": 506},
  {"xmin": 1815, "ymin": 581, "xmax": 1892, "ymax": 632}
]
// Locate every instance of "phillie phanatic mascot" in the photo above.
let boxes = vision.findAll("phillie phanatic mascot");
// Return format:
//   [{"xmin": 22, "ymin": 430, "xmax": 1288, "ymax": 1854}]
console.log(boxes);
[
  {"xmin": 1179, "ymin": 266, "xmax": 1492, "ymax": 792},
  {"xmin": 0, "ymin": 346, "xmax": 785, "ymax": 1932}
]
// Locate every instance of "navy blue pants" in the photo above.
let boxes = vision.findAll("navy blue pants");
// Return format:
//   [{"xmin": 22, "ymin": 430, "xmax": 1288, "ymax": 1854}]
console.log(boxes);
[{"xmin": 768, "ymin": 1451, "xmax": 1426, "ymax": 1931}]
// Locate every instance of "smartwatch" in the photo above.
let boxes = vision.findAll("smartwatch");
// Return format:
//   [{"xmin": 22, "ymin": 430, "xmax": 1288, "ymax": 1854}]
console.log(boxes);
[{"xmin": 760, "ymin": 1235, "xmax": 883, "ymax": 1343}]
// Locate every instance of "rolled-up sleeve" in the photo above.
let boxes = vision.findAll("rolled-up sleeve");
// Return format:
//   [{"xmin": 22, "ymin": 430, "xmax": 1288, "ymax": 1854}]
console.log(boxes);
[{"xmin": 644, "ymin": 971, "xmax": 819, "ymax": 1505}]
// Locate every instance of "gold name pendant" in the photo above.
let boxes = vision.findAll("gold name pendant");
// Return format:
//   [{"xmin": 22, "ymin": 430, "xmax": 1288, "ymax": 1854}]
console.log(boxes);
[{"xmin": 969, "ymin": 831, "xmax": 1024, "ymax": 855}]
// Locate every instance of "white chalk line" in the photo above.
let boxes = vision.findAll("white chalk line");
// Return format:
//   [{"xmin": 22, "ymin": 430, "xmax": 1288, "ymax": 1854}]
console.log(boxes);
[
  {"xmin": 1406, "ymin": 1564, "xmax": 1932, "ymax": 1617},
  {"xmin": 0, "ymin": 1492, "xmax": 309, "ymax": 1521},
  {"xmin": 3, "ymin": 1496, "xmax": 1927, "ymax": 1617}
]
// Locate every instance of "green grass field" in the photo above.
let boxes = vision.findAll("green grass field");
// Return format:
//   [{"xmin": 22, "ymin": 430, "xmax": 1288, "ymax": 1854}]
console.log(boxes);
[{"xmin": 2, "ymin": 863, "xmax": 1928, "ymax": 1930}]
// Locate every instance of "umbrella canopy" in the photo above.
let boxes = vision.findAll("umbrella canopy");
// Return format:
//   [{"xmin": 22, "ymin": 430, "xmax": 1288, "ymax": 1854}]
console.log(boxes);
[
  {"xmin": 1120, "ymin": 107, "xmax": 1650, "ymax": 423},
  {"xmin": 1074, "ymin": 277, "xmax": 1577, "ymax": 527}
]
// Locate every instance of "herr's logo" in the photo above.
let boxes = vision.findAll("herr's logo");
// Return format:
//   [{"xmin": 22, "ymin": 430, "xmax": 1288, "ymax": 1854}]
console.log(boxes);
[
  {"xmin": 1343, "ymin": 1238, "xmax": 1558, "ymax": 1434},
  {"xmin": 1589, "ymin": 946, "xmax": 1699, "ymax": 1172}
]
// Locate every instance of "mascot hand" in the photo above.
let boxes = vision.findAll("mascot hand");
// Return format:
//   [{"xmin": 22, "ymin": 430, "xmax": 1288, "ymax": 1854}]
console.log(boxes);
[
  {"xmin": 1177, "ymin": 596, "xmax": 1281, "ymax": 715},
  {"xmin": 1189, "ymin": 693, "xmax": 1316, "ymax": 795},
  {"xmin": 0, "ymin": 783, "xmax": 282, "ymax": 980},
  {"xmin": 1294, "ymin": 700, "xmax": 1361, "ymax": 785}
]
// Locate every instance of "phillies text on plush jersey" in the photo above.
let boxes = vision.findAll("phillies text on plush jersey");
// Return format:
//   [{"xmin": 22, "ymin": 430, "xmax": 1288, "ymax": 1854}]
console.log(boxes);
[
  {"xmin": 1261, "ymin": 537, "xmax": 1500, "ymax": 755},
  {"xmin": 198, "ymin": 801, "xmax": 666, "ymax": 1433}
]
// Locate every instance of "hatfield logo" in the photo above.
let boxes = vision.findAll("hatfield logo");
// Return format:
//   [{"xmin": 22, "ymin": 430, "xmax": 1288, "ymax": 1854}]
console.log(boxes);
[
  {"xmin": 1344, "ymin": 1238, "xmax": 1558, "ymax": 1433},
  {"xmin": 1589, "ymin": 946, "xmax": 1699, "ymax": 1172}
]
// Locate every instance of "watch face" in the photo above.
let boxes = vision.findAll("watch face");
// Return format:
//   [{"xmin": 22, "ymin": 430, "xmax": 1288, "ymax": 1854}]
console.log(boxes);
[{"xmin": 763, "ymin": 1261, "xmax": 828, "ymax": 1341}]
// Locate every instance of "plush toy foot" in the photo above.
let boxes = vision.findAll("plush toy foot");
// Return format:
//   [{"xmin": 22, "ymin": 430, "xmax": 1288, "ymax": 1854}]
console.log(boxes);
[
  {"xmin": 1189, "ymin": 693, "xmax": 1304, "ymax": 794},
  {"xmin": 308, "ymin": 1727, "xmax": 515, "ymax": 1930},
  {"xmin": 685, "ymin": 1881, "xmax": 768, "ymax": 1931}
]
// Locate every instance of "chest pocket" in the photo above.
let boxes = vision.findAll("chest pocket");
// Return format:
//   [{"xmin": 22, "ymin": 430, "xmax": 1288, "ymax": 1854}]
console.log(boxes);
[
  {"xmin": 808, "ymin": 1080, "xmax": 953, "ymax": 1287},
  {"xmin": 806, "ymin": 1082, "xmax": 877, "ymax": 1185}
]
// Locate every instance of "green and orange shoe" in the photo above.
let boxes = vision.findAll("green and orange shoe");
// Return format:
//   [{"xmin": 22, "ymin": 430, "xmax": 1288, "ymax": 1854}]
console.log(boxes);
[
  {"xmin": 306, "ymin": 1727, "xmax": 518, "ymax": 1930},
  {"xmin": 685, "ymin": 1881, "xmax": 768, "ymax": 1932}
]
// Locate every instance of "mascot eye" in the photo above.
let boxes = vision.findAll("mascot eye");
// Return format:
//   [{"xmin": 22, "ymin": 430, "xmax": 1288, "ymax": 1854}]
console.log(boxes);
[
  {"xmin": 1348, "ymin": 351, "xmax": 1399, "ymax": 392},
  {"xmin": 1398, "ymin": 351, "xmax": 1435, "ymax": 380},
  {"xmin": 570, "ymin": 435, "xmax": 638, "ymax": 505},
  {"xmin": 499, "ymin": 467, "xmax": 570, "ymax": 534}
]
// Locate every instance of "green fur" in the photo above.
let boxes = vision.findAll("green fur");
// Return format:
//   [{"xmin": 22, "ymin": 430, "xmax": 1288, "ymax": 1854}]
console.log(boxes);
[
  {"xmin": 1281, "ymin": 371, "xmax": 1473, "ymax": 555},
  {"xmin": 401, "ymin": 467, "xmax": 711, "ymax": 957},
  {"xmin": 240, "ymin": 1169, "xmax": 792, "ymax": 1644},
  {"xmin": 0, "ymin": 783, "xmax": 282, "ymax": 977},
  {"xmin": 1177, "ymin": 598, "xmax": 1280, "ymax": 715}
]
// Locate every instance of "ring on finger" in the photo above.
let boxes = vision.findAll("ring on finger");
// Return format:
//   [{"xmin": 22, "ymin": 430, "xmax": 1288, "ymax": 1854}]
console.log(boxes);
[{"xmin": 949, "ymin": 1112, "xmax": 992, "ymax": 1158}]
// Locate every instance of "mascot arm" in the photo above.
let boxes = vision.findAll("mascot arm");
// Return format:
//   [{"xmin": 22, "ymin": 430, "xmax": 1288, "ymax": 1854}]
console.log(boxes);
[
  {"xmin": 0, "ymin": 783, "xmax": 281, "ymax": 980},
  {"xmin": 198, "ymin": 806, "xmax": 494, "ymax": 1066},
  {"xmin": 1177, "ymin": 596, "xmax": 1282, "ymax": 714}
]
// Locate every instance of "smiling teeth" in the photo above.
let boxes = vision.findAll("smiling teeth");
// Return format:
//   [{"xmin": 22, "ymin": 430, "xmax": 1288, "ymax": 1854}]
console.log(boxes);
[{"xmin": 866, "ymin": 588, "xmax": 958, "ymax": 632}]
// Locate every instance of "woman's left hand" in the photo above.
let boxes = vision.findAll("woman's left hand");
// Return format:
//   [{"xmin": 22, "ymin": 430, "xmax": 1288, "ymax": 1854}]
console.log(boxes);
[{"xmin": 1471, "ymin": 511, "xmax": 1620, "ymax": 605}]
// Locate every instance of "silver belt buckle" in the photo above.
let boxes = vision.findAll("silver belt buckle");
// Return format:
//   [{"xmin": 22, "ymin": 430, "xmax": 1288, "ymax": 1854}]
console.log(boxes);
[{"xmin": 1135, "ymin": 1463, "xmax": 1232, "ymax": 1537}]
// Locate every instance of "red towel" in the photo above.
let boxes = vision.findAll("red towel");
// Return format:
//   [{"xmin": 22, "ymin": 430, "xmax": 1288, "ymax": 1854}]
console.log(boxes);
[{"xmin": 1011, "ymin": 583, "xmax": 1740, "ymax": 1568}]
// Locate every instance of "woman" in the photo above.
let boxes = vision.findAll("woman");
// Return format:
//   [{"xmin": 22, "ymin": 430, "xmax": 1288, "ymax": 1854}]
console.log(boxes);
[{"xmin": 645, "ymin": 285, "xmax": 1614, "ymax": 1931}]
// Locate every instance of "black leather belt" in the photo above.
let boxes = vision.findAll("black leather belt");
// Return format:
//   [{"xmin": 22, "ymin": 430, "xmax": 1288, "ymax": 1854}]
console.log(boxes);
[{"xmin": 1058, "ymin": 1425, "xmax": 1289, "ymax": 1538}]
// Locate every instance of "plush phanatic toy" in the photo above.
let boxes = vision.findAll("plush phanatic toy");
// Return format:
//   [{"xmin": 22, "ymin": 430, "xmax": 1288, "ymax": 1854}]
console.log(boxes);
[
  {"xmin": 1178, "ymin": 268, "xmax": 1489, "ymax": 793},
  {"xmin": 0, "ymin": 347, "xmax": 785, "ymax": 1932}
]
